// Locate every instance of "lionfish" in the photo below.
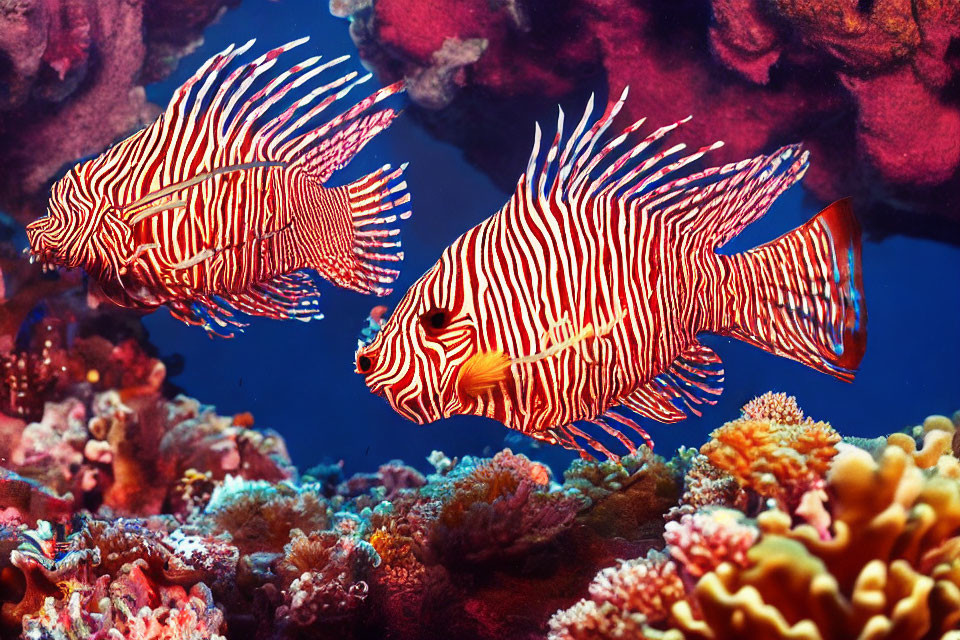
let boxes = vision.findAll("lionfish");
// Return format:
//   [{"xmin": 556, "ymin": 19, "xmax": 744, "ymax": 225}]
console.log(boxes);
[
  {"xmin": 354, "ymin": 89, "xmax": 867, "ymax": 460},
  {"xmin": 26, "ymin": 38, "xmax": 410, "ymax": 336}
]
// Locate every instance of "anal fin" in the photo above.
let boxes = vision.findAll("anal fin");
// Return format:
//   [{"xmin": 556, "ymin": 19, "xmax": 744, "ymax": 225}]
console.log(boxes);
[
  {"xmin": 220, "ymin": 271, "xmax": 324, "ymax": 322},
  {"xmin": 166, "ymin": 271, "xmax": 324, "ymax": 337},
  {"xmin": 620, "ymin": 341, "xmax": 724, "ymax": 422}
]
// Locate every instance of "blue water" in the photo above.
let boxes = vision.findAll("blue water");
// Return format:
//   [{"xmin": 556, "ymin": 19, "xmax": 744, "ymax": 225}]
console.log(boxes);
[{"xmin": 143, "ymin": 0, "xmax": 960, "ymax": 475}]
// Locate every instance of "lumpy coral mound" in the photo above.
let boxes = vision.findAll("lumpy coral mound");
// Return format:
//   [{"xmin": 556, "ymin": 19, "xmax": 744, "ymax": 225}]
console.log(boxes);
[
  {"xmin": 0, "ymin": 0, "xmax": 240, "ymax": 226},
  {"xmin": 334, "ymin": 0, "xmax": 960, "ymax": 238}
]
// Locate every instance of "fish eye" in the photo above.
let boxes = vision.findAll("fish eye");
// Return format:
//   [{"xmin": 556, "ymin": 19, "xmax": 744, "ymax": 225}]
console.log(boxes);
[
  {"xmin": 356, "ymin": 352, "xmax": 375, "ymax": 374},
  {"xmin": 420, "ymin": 308, "xmax": 451, "ymax": 335}
]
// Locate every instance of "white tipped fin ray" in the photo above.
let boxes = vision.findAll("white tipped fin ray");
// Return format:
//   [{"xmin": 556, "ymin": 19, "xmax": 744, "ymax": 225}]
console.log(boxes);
[
  {"xmin": 506, "ymin": 88, "xmax": 808, "ymax": 250},
  {"xmin": 108, "ymin": 38, "xmax": 405, "ymax": 223}
]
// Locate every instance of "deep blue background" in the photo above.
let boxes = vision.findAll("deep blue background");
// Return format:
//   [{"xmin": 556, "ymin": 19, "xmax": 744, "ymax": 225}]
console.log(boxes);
[{"xmin": 143, "ymin": 0, "xmax": 960, "ymax": 475}]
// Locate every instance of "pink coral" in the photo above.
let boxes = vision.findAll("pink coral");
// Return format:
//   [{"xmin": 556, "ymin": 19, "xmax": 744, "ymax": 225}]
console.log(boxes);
[
  {"xmin": 588, "ymin": 550, "xmax": 684, "ymax": 622},
  {"xmin": 662, "ymin": 508, "xmax": 758, "ymax": 578},
  {"xmin": 0, "ymin": 0, "xmax": 240, "ymax": 226},
  {"xmin": 335, "ymin": 0, "xmax": 960, "ymax": 234}
]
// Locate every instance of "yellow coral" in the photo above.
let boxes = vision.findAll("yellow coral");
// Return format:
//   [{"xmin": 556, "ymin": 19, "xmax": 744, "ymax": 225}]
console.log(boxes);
[
  {"xmin": 888, "ymin": 414, "xmax": 959, "ymax": 471},
  {"xmin": 658, "ymin": 443, "xmax": 960, "ymax": 639}
]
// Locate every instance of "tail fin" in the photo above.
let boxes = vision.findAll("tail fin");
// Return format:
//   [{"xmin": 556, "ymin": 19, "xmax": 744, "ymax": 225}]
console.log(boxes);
[
  {"xmin": 719, "ymin": 198, "xmax": 867, "ymax": 381},
  {"xmin": 290, "ymin": 160, "xmax": 411, "ymax": 296},
  {"xmin": 282, "ymin": 81, "xmax": 411, "ymax": 296}
]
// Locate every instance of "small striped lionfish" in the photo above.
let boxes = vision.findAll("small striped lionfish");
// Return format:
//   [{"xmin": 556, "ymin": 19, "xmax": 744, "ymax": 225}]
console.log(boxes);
[
  {"xmin": 355, "ymin": 89, "xmax": 867, "ymax": 461},
  {"xmin": 26, "ymin": 38, "xmax": 410, "ymax": 336}
]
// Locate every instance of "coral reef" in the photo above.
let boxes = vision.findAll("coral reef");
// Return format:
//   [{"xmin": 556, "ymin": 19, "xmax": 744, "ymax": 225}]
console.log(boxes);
[
  {"xmin": 0, "ymin": 0, "xmax": 240, "ymax": 227},
  {"xmin": 700, "ymin": 393, "xmax": 839, "ymax": 512},
  {"xmin": 0, "ymin": 292, "xmax": 957, "ymax": 640},
  {"xmin": 333, "ymin": 0, "xmax": 960, "ymax": 239},
  {"xmin": 550, "ymin": 406, "xmax": 960, "ymax": 640}
]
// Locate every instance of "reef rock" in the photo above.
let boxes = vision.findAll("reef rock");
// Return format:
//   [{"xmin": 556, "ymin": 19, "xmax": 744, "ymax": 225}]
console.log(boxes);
[
  {"xmin": 334, "ymin": 0, "xmax": 960, "ymax": 240},
  {"xmin": 0, "ymin": 0, "xmax": 239, "ymax": 226}
]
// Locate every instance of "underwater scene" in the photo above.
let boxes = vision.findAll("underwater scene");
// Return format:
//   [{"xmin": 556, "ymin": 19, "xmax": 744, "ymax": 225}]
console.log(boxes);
[{"xmin": 0, "ymin": 0, "xmax": 958, "ymax": 637}]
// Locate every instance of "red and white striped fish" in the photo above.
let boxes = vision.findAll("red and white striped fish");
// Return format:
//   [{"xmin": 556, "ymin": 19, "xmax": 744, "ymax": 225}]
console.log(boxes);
[
  {"xmin": 354, "ymin": 89, "xmax": 867, "ymax": 460},
  {"xmin": 25, "ymin": 38, "xmax": 410, "ymax": 336}
]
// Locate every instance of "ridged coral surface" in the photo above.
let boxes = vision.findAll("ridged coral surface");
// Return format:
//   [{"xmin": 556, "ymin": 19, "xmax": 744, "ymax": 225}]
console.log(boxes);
[{"xmin": 552, "ymin": 407, "xmax": 960, "ymax": 640}]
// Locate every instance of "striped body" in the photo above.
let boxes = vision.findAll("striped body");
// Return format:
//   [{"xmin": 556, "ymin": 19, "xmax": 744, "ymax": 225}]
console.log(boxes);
[
  {"xmin": 356, "ymin": 91, "xmax": 866, "ymax": 459},
  {"xmin": 27, "ymin": 39, "xmax": 409, "ymax": 336}
]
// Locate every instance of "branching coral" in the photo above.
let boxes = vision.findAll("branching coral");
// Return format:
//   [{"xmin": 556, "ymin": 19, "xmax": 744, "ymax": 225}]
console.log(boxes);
[{"xmin": 700, "ymin": 395, "xmax": 839, "ymax": 511}]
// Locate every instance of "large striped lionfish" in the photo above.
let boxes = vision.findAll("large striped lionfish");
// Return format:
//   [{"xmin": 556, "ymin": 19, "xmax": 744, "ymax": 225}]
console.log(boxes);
[
  {"xmin": 25, "ymin": 38, "xmax": 409, "ymax": 336},
  {"xmin": 355, "ymin": 89, "xmax": 866, "ymax": 460}
]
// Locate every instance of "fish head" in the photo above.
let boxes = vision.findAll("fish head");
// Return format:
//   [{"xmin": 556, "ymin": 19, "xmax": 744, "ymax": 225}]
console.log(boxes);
[
  {"xmin": 27, "ymin": 173, "xmax": 134, "ymax": 277},
  {"xmin": 355, "ymin": 254, "xmax": 488, "ymax": 424}
]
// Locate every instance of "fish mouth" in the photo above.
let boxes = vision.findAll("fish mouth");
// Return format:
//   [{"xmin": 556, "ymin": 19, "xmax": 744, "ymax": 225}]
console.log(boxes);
[{"xmin": 22, "ymin": 246, "xmax": 66, "ymax": 275}]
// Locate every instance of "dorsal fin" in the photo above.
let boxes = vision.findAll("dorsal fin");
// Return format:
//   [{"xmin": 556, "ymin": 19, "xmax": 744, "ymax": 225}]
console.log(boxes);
[
  {"xmin": 508, "ymin": 90, "xmax": 808, "ymax": 252},
  {"xmin": 94, "ymin": 38, "xmax": 404, "ymax": 219}
]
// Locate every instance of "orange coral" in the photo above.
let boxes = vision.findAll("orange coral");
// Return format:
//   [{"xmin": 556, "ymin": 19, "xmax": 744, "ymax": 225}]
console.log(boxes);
[{"xmin": 700, "ymin": 395, "xmax": 839, "ymax": 509}]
